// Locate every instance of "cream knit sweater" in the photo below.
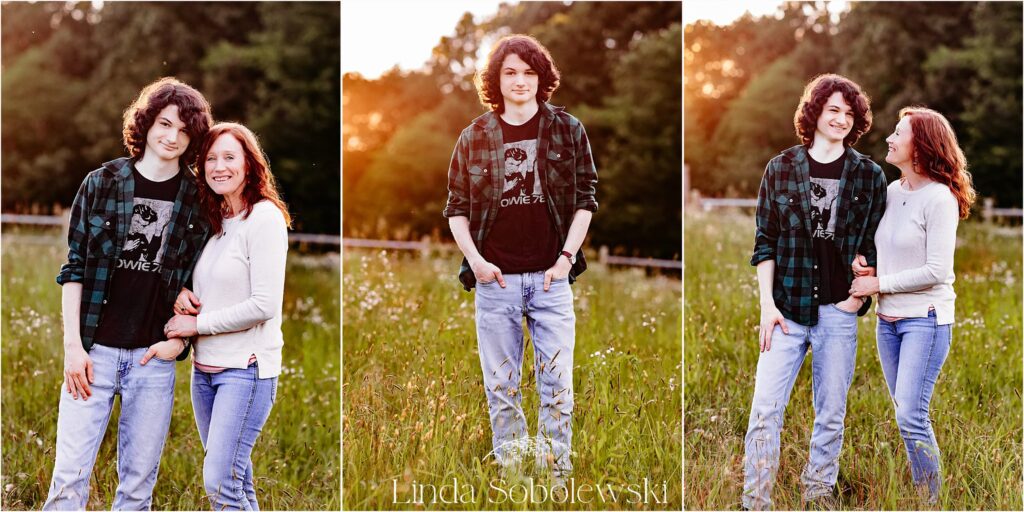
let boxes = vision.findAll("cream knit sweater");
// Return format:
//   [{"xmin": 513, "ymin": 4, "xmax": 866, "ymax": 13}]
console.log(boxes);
[
  {"xmin": 875, "ymin": 180, "xmax": 959, "ymax": 325},
  {"xmin": 193, "ymin": 201, "xmax": 288, "ymax": 378}
]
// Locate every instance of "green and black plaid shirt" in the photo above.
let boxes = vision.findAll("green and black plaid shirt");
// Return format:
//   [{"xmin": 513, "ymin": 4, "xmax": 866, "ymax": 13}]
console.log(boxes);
[
  {"xmin": 751, "ymin": 145, "xmax": 887, "ymax": 326},
  {"xmin": 56, "ymin": 158, "xmax": 210, "ymax": 357},
  {"xmin": 444, "ymin": 102, "xmax": 598, "ymax": 290}
]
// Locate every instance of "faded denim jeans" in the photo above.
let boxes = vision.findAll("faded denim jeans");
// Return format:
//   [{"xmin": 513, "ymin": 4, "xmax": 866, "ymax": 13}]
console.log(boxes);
[
  {"xmin": 44, "ymin": 343, "xmax": 177, "ymax": 511},
  {"xmin": 475, "ymin": 271, "xmax": 575, "ymax": 476},
  {"xmin": 742, "ymin": 305, "xmax": 858, "ymax": 510},
  {"xmin": 192, "ymin": 362, "xmax": 277, "ymax": 511},
  {"xmin": 877, "ymin": 309, "xmax": 950, "ymax": 504}
]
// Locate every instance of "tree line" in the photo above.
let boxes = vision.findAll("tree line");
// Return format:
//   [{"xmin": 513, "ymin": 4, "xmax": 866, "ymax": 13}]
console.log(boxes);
[
  {"xmin": 685, "ymin": 1, "xmax": 1022, "ymax": 209},
  {"xmin": 343, "ymin": 2, "xmax": 683, "ymax": 259},
  {"xmin": 1, "ymin": 2, "xmax": 340, "ymax": 234}
]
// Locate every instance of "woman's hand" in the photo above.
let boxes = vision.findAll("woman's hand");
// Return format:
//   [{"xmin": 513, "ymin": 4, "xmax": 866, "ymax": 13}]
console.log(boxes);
[
  {"xmin": 140, "ymin": 338, "xmax": 186, "ymax": 365},
  {"xmin": 849, "ymin": 276, "xmax": 880, "ymax": 298},
  {"xmin": 164, "ymin": 314, "xmax": 199, "ymax": 338},
  {"xmin": 174, "ymin": 287, "xmax": 202, "ymax": 315},
  {"xmin": 851, "ymin": 254, "xmax": 876, "ymax": 277}
]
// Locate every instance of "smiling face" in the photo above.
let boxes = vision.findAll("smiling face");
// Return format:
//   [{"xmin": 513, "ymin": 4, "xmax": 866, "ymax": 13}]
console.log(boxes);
[
  {"xmin": 204, "ymin": 133, "xmax": 247, "ymax": 205},
  {"xmin": 144, "ymin": 104, "xmax": 190, "ymax": 162},
  {"xmin": 885, "ymin": 115, "xmax": 915, "ymax": 168},
  {"xmin": 499, "ymin": 53, "xmax": 539, "ymax": 109},
  {"xmin": 814, "ymin": 91, "xmax": 854, "ymax": 145}
]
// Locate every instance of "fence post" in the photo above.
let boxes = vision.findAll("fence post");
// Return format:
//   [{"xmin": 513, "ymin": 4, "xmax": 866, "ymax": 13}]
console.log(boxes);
[
  {"xmin": 599, "ymin": 245, "xmax": 608, "ymax": 265},
  {"xmin": 419, "ymin": 235, "xmax": 431, "ymax": 258},
  {"xmin": 982, "ymin": 197, "xmax": 995, "ymax": 224}
]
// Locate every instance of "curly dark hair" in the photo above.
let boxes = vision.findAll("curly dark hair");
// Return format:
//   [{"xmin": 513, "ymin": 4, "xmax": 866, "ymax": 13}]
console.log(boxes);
[
  {"xmin": 475, "ymin": 35, "xmax": 560, "ymax": 113},
  {"xmin": 122, "ymin": 77, "xmax": 213, "ymax": 166},
  {"xmin": 793, "ymin": 74, "xmax": 872, "ymax": 147}
]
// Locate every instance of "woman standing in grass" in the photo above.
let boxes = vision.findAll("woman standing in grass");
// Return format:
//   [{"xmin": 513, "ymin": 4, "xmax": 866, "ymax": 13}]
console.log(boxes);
[
  {"xmin": 164, "ymin": 122, "xmax": 292, "ymax": 510},
  {"xmin": 850, "ymin": 107, "xmax": 976, "ymax": 504}
]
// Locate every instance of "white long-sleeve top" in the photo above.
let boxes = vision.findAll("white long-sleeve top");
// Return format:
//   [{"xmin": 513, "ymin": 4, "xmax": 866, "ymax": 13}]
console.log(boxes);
[
  {"xmin": 193, "ymin": 200, "xmax": 288, "ymax": 378},
  {"xmin": 875, "ymin": 180, "xmax": 959, "ymax": 325}
]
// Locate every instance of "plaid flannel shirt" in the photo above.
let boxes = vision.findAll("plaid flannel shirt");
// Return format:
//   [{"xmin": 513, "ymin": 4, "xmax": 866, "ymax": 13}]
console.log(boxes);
[
  {"xmin": 443, "ymin": 102, "xmax": 599, "ymax": 290},
  {"xmin": 56, "ymin": 157, "xmax": 210, "ymax": 358},
  {"xmin": 751, "ymin": 145, "xmax": 887, "ymax": 326}
]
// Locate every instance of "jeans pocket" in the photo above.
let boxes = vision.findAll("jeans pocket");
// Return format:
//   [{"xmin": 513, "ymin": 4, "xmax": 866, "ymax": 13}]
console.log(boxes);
[{"xmin": 830, "ymin": 303, "xmax": 858, "ymax": 315}]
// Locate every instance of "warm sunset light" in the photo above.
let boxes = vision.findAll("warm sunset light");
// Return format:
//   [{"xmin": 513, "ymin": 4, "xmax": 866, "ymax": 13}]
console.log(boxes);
[{"xmin": 341, "ymin": 0, "xmax": 502, "ymax": 78}]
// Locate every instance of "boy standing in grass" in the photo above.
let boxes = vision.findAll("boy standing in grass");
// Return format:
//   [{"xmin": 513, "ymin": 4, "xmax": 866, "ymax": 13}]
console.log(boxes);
[
  {"xmin": 45, "ymin": 77, "xmax": 212, "ymax": 510},
  {"xmin": 443, "ymin": 35, "xmax": 598, "ymax": 482},
  {"xmin": 743, "ymin": 74, "xmax": 887, "ymax": 510}
]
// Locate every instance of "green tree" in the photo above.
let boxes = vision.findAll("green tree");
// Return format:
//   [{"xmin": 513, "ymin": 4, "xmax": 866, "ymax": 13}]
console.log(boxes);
[{"xmin": 586, "ymin": 23, "xmax": 682, "ymax": 258}]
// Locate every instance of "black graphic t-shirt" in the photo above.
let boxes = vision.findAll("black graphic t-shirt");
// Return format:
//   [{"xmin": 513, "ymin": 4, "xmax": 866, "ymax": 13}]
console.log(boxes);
[
  {"xmin": 482, "ymin": 110, "xmax": 560, "ymax": 274},
  {"xmin": 94, "ymin": 166, "xmax": 181, "ymax": 349},
  {"xmin": 808, "ymin": 153, "xmax": 850, "ymax": 305}
]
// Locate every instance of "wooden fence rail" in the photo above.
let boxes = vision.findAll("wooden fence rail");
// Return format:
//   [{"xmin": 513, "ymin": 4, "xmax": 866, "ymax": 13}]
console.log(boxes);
[{"xmin": 2, "ymin": 215, "xmax": 681, "ymax": 270}]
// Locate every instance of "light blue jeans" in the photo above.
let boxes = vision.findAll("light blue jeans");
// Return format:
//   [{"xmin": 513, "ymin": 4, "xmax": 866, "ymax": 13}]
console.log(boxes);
[
  {"xmin": 44, "ymin": 343, "xmax": 177, "ymax": 511},
  {"xmin": 742, "ymin": 305, "xmax": 858, "ymax": 510},
  {"xmin": 877, "ymin": 309, "xmax": 950, "ymax": 503},
  {"xmin": 191, "ymin": 362, "xmax": 277, "ymax": 511},
  {"xmin": 475, "ymin": 271, "xmax": 575, "ymax": 476}
]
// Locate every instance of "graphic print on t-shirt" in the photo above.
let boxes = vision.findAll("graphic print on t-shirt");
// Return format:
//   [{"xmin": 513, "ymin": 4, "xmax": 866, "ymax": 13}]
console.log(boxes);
[
  {"xmin": 809, "ymin": 177, "xmax": 840, "ymax": 240},
  {"xmin": 501, "ymin": 139, "xmax": 545, "ymax": 207},
  {"xmin": 119, "ymin": 197, "xmax": 173, "ymax": 272}
]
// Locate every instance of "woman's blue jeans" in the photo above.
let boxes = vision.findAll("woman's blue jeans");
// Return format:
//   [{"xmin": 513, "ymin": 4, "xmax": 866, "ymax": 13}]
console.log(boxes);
[
  {"xmin": 192, "ymin": 362, "xmax": 277, "ymax": 510},
  {"xmin": 877, "ymin": 310, "xmax": 951, "ymax": 503}
]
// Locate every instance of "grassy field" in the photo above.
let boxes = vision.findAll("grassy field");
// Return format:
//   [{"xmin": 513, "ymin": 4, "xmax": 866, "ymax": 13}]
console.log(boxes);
[
  {"xmin": 0, "ymin": 227, "xmax": 340, "ymax": 510},
  {"xmin": 342, "ymin": 249, "xmax": 682, "ymax": 510},
  {"xmin": 684, "ymin": 211, "xmax": 1023, "ymax": 510}
]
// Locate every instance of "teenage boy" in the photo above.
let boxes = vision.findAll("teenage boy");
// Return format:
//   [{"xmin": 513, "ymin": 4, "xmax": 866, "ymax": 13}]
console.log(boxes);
[
  {"xmin": 742, "ymin": 74, "xmax": 887, "ymax": 510},
  {"xmin": 443, "ymin": 35, "xmax": 598, "ymax": 480},
  {"xmin": 45, "ymin": 77, "xmax": 212, "ymax": 510}
]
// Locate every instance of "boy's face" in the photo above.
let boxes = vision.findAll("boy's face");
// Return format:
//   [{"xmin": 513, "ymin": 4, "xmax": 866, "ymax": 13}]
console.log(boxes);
[
  {"xmin": 499, "ymin": 53, "xmax": 539, "ymax": 109},
  {"xmin": 815, "ymin": 91, "xmax": 854, "ymax": 145},
  {"xmin": 145, "ymin": 104, "xmax": 190, "ymax": 162}
]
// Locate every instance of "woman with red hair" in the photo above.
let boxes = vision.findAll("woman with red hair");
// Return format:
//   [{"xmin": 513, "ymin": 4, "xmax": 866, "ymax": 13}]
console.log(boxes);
[
  {"xmin": 163, "ymin": 122, "xmax": 292, "ymax": 510},
  {"xmin": 850, "ymin": 107, "xmax": 976, "ymax": 504}
]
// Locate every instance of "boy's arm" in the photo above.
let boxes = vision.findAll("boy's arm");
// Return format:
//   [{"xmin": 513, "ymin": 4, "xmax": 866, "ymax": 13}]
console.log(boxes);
[
  {"xmin": 58, "ymin": 176, "xmax": 94, "ymax": 399},
  {"xmin": 449, "ymin": 216, "xmax": 503, "ymax": 287},
  {"xmin": 750, "ymin": 162, "xmax": 779, "ymax": 266},
  {"xmin": 57, "ymin": 177, "xmax": 91, "ymax": 286},
  {"xmin": 572, "ymin": 122, "xmax": 599, "ymax": 213},
  {"xmin": 750, "ymin": 162, "xmax": 789, "ymax": 351},
  {"xmin": 443, "ymin": 130, "xmax": 471, "ymax": 219},
  {"xmin": 543, "ymin": 209, "xmax": 592, "ymax": 290},
  {"xmin": 860, "ymin": 166, "xmax": 888, "ymax": 267}
]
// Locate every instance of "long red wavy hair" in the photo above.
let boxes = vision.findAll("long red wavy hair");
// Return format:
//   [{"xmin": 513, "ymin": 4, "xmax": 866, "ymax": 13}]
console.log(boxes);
[
  {"xmin": 900, "ymin": 107, "xmax": 976, "ymax": 219},
  {"xmin": 196, "ymin": 123, "xmax": 292, "ymax": 235}
]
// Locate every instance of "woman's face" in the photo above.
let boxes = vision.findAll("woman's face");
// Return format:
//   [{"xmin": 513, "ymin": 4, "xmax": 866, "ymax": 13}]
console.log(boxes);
[
  {"xmin": 885, "ymin": 116, "xmax": 915, "ymax": 168},
  {"xmin": 204, "ymin": 134, "xmax": 246, "ymax": 200}
]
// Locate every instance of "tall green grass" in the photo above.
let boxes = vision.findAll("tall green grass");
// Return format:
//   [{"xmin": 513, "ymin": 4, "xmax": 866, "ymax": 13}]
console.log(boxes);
[
  {"xmin": 342, "ymin": 249, "xmax": 682, "ymax": 510},
  {"xmin": 0, "ymin": 227, "xmax": 340, "ymax": 510},
  {"xmin": 684, "ymin": 211, "xmax": 1022, "ymax": 510}
]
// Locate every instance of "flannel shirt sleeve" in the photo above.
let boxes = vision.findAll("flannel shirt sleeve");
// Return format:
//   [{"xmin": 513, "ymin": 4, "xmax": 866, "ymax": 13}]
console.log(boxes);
[
  {"xmin": 442, "ymin": 130, "xmax": 471, "ymax": 219},
  {"xmin": 56, "ymin": 176, "xmax": 91, "ymax": 285},
  {"xmin": 750, "ymin": 162, "xmax": 779, "ymax": 266},
  {"xmin": 573, "ymin": 122, "xmax": 599, "ymax": 213},
  {"xmin": 860, "ymin": 164, "xmax": 888, "ymax": 267}
]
